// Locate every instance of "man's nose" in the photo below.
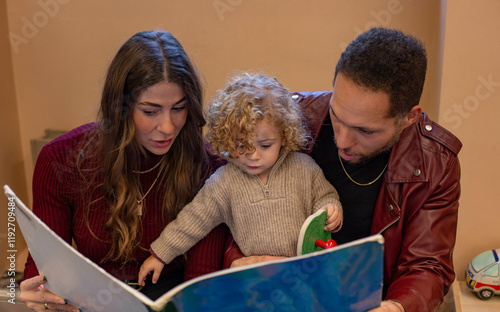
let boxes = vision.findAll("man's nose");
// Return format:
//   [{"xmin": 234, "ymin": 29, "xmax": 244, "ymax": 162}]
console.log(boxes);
[{"xmin": 334, "ymin": 125, "xmax": 355, "ymax": 150}]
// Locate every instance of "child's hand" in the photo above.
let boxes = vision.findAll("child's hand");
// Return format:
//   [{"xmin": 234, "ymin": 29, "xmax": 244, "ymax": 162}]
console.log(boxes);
[
  {"xmin": 138, "ymin": 255, "xmax": 165, "ymax": 286},
  {"xmin": 322, "ymin": 203, "xmax": 342, "ymax": 232}
]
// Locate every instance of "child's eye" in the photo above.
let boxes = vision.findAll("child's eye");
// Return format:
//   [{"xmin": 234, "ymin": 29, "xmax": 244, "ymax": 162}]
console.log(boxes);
[
  {"xmin": 260, "ymin": 144, "xmax": 271, "ymax": 149},
  {"xmin": 237, "ymin": 143, "xmax": 246, "ymax": 152}
]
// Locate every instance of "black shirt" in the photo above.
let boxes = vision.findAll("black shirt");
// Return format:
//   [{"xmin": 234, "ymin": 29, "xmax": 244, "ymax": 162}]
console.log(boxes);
[{"xmin": 311, "ymin": 115, "xmax": 389, "ymax": 244}]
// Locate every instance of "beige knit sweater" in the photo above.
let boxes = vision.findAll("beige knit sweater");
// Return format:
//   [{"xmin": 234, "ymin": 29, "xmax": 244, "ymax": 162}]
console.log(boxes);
[{"xmin": 151, "ymin": 152, "xmax": 341, "ymax": 263}]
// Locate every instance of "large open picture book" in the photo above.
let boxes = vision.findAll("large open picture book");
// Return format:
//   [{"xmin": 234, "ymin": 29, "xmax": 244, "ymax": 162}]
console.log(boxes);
[{"xmin": 5, "ymin": 184, "xmax": 383, "ymax": 312}]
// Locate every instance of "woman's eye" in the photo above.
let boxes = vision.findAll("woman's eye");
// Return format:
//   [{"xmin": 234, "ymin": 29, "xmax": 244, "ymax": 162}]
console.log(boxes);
[
  {"xmin": 143, "ymin": 110, "xmax": 157, "ymax": 115},
  {"xmin": 172, "ymin": 106, "xmax": 186, "ymax": 112}
]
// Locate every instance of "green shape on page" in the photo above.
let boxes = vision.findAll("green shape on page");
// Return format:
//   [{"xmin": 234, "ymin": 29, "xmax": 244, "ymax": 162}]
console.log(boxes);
[{"xmin": 297, "ymin": 209, "xmax": 332, "ymax": 255}]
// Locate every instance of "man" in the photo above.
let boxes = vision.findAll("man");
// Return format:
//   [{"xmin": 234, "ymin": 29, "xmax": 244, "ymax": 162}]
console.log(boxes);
[
  {"xmin": 225, "ymin": 28, "xmax": 461, "ymax": 312},
  {"xmin": 298, "ymin": 27, "xmax": 461, "ymax": 312}
]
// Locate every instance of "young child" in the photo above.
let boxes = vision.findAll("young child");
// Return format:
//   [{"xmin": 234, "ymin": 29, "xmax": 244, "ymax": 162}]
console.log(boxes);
[{"xmin": 138, "ymin": 73, "xmax": 342, "ymax": 285}]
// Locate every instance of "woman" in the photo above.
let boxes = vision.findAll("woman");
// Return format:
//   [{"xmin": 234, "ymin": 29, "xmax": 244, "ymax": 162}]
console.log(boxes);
[{"xmin": 20, "ymin": 30, "xmax": 228, "ymax": 311}]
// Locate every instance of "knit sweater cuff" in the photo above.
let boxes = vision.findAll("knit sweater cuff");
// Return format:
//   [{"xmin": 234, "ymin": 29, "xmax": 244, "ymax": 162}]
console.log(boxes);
[
  {"xmin": 150, "ymin": 239, "xmax": 177, "ymax": 264},
  {"xmin": 149, "ymin": 248, "xmax": 166, "ymax": 265}
]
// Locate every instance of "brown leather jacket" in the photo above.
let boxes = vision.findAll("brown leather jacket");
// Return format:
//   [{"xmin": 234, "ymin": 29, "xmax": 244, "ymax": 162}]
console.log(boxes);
[
  {"xmin": 223, "ymin": 90, "xmax": 461, "ymax": 312},
  {"xmin": 296, "ymin": 91, "xmax": 462, "ymax": 312}
]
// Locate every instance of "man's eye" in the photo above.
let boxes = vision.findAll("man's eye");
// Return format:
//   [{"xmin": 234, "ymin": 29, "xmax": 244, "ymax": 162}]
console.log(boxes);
[{"xmin": 359, "ymin": 129, "xmax": 374, "ymax": 135}]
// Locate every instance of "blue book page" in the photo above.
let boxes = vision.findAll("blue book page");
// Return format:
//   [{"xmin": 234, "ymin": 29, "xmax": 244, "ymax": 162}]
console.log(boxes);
[{"xmin": 159, "ymin": 235, "xmax": 383, "ymax": 312}]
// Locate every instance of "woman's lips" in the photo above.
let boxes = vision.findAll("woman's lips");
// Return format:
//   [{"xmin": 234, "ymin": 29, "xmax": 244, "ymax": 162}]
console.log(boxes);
[{"xmin": 153, "ymin": 139, "xmax": 171, "ymax": 149}]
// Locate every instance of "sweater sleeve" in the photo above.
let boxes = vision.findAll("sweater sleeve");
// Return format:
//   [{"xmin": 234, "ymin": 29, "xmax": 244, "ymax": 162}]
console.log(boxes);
[
  {"xmin": 183, "ymin": 224, "xmax": 229, "ymax": 280},
  {"xmin": 24, "ymin": 144, "xmax": 74, "ymax": 279},
  {"xmin": 150, "ymin": 170, "xmax": 228, "ymax": 264}
]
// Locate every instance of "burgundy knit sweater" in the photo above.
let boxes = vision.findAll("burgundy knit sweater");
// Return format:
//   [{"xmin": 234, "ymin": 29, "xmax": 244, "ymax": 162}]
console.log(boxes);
[{"xmin": 25, "ymin": 123, "xmax": 228, "ymax": 281}]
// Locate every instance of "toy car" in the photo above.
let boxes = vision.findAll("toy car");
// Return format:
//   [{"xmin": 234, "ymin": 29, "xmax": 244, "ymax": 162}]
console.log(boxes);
[{"xmin": 465, "ymin": 249, "xmax": 500, "ymax": 300}]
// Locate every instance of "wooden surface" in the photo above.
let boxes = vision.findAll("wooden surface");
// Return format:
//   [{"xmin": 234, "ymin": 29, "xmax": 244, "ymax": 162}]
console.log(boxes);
[{"xmin": 454, "ymin": 281, "xmax": 500, "ymax": 312}]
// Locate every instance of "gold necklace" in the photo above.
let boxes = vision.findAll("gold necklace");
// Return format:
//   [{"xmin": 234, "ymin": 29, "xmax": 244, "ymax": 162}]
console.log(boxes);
[
  {"xmin": 136, "ymin": 164, "xmax": 164, "ymax": 216},
  {"xmin": 132, "ymin": 155, "xmax": 165, "ymax": 174},
  {"xmin": 338, "ymin": 151, "xmax": 387, "ymax": 186}
]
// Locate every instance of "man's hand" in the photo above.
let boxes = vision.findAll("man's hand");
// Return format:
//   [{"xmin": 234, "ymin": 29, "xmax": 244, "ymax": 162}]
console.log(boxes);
[
  {"xmin": 230, "ymin": 255, "xmax": 287, "ymax": 268},
  {"xmin": 368, "ymin": 300, "xmax": 405, "ymax": 312}
]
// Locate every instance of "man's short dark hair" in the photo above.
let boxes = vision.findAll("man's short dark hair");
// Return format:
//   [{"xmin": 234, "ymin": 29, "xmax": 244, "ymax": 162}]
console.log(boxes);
[{"xmin": 334, "ymin": 27, "xmax": 427, "ymax": 118}]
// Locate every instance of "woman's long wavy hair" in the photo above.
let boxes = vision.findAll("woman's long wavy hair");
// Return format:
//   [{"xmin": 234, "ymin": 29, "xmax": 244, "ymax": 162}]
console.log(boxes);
[{"xmin": 78, "ymin": 30, "xmax": 206, "ymax": 264}]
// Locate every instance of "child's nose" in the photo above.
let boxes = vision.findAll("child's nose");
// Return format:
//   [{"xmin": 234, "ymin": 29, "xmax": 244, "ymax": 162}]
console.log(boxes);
[{"xmin": 245, "ymin": 148, "xmax": 259, "ymax": 159}]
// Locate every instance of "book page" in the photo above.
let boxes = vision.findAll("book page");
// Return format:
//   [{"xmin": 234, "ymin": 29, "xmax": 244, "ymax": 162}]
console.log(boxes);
[{"xmin": 4, "ymin": 185, "xmax": 154, "ymax": 312}]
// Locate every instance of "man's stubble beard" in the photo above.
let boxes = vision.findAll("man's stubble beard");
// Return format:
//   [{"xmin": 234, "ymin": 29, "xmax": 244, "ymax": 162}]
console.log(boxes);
[{"xmin": 335, "ymin": 125, "xmax": 402, "ymax": 166}]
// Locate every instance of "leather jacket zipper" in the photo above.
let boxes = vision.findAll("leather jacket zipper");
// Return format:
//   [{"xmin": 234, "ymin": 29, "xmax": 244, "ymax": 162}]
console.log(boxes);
[{"xmin": 377, "ymin": 216, "xmax": 400, "ymax": 234}]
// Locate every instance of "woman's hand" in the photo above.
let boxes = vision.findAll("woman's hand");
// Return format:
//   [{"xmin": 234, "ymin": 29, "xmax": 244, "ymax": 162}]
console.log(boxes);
[
  {"xmin": 230, "ymin": 255, "xmax": 287, "ymax": 268},
  {"xmin": 19, "ymin": 275, "xmax": 80, "ymax": 312}
]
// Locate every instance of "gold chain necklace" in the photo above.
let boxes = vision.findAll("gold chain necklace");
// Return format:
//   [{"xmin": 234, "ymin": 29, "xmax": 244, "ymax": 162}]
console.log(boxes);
[
  {"xmin": 132, "ymin": 155, "xmax": 165, "ymax": 174},
  {"xmin": 338, "ymin": 151, "xmax": 387, "ymax": 186},
  {"xmin": 136, "ymin": 158, "xmax": 165, "ymax": 216}
]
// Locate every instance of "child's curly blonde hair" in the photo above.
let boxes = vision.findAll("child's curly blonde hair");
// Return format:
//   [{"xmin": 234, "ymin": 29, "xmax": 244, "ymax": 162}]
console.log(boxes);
[{"xmin": 206, "ymin": 73, "xmax": 309, "ymax": 158}]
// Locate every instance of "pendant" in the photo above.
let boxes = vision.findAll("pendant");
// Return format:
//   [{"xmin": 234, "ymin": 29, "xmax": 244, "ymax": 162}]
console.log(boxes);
[{"xmin": 137, "ymin": 200, "xmax": 143, "ymax": 216}]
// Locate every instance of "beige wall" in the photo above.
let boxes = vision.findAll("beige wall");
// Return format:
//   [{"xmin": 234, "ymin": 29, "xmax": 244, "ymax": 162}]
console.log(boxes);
[
  {"xmin": 0, "ymin": 0, "xmax": 29, "ymax": 272},
  {"xmin": 5, "ymin": 0, "xmax": 442, "ymax": 201},
  {"xmin": 2, "ymin": 0, "xmax": 497, "ymax": 282},
  {"xmin": 439, "ymin": 0, "xmax": 500, "ymax": 281}
]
